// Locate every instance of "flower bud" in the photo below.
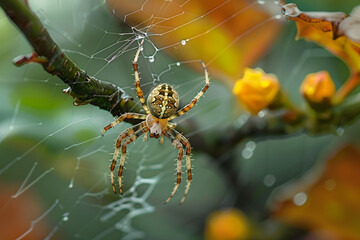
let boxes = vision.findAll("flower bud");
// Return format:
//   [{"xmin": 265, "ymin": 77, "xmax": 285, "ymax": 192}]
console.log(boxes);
[
  {"xmin": 205, "ymin": 209, "xmax": 250, "ymax": 240},
  {"xmin": 300, "ymin": 71, "xmax": 336, "ymax": 109},
  {"xmin": 233, "ymin": 68, "xmax": 280, "ymax": 115}
]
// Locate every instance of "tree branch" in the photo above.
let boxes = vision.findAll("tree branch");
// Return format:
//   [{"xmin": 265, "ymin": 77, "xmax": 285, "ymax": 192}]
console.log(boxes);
[
  {"xmin": 189, "ymin": 93, "xmax": 360, "ymax": 158},
  {"xmin": 0, "ymin": 0, "xmax": 140, "ymax": 119}
]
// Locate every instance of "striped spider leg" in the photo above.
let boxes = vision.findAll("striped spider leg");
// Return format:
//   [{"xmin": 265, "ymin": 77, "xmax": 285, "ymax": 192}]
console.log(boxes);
[
  {"xmin": 170, "ymin": 128, "xmax": 192, "ymax": 204},
  {"xmin": 163, "ymin": 128, "xmax": 192, "ymax": 205},
  {"xmin": 117, "ymin": 124, "xmax": 149, "ymax": 194},
  {"xmin": 164, "ymin": 130, "xmax": 183, "ymax": 204},
  {"xmin": 108, "ymin": 121, "xmax": 147, "ymax": 193},
  {"xmin": 133, "ymin": 38, "xmax": 150, "ymax": 116},
  {"xmin": 102, "ymin": 113, "xmax": 147, "ymax": 136},
  {"xmin": 168, "ymin": 60, "xmax": 210, "ymax": 120}
]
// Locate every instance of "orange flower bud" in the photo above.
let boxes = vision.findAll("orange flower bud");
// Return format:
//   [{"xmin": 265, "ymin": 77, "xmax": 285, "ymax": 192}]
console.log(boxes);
[
  {"xmin": 300, "ymin": 71, "xmax": 336, "ymax": 107},
  {"xmin": 233, "ymin": 68, "xmax": 280, "ymax": 115},
  {"xmin": 204, "ymin": 209, "xmax": 250, "ymax": 240}
]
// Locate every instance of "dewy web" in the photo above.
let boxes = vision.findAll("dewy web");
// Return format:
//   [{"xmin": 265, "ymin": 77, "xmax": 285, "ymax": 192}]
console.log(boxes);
[{"xmin": 0, "ymin": 0, "xmax": 289, "ymax": 239}]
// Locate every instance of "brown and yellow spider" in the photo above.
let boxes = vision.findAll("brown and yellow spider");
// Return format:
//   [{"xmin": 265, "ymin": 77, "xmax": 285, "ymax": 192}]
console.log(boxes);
[{"xmin": 102, "ymin": 39, "xmax": 210, "ymax": 204}]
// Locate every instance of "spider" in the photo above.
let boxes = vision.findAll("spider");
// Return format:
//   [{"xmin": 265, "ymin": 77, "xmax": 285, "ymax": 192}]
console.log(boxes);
[{"xmin": 102, "ymin": 39, "xmax": 210, "ymax": 204}]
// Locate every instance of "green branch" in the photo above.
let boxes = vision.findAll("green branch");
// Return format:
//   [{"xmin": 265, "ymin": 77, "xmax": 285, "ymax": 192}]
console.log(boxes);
[{"xmin": 0, "ymin": 0, "xmax": 140, "ymax": 119}]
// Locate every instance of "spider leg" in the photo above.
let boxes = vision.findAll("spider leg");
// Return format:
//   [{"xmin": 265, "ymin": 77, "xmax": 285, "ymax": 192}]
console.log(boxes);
[
  {"xmin": 143, "ymin": 132, "xmax": 148, "ymax": 141},
  {"xmin": 168, "ymin": 60, "xmax": 210, "ymax": 120},
  {"xmin": 163, "ymin": 130, "xmax": 184, "ymax": 204},
  {"xmin": 133, "ymin": 39, "xmax": 151, "ymax": 115},
  {"xmin": 168, "ymin": 122, "xmax": 176, "ymax": 129},
  {"xmin": 160, "ymin": 134, "xmax": 164, "ymax": 144},
  {"xmin": 110, "ymin": 122, "xmax": 146, "ymax": 193},
  {"xmin": 102, "ymin": 113, "xmax": 146, "ymax": 136},
  {"xmin": 144, "ymin": 132, "xmax": 147, "ymax": 141},
  {"xmin": 118, "ymin": 125, "xmax": 149, "ymax": 194},
  {"xmin": 170, "ymin": 128, "xmax": 192, "ymax": 205}
]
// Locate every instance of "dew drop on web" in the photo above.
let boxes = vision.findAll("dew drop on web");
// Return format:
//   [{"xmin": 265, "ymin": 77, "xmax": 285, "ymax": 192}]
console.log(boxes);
[
  {"xmin": 242, "ymin": 148, "xmax": 253, "ymax": 159},
  {"xmin": 293, "ymin": 192, "xmax": 307, "ymax": 206},
  {"xmin": 263, "ymin": 174, "xmax": 276, "ymax": 187},
  {"xmin": 62, "ymin": 212, "xmax": 70, "ymax": 222}
]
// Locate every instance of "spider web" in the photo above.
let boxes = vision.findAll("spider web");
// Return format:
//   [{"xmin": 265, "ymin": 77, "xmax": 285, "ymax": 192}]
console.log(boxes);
[{"xmin": 0, "ymin": 0, "xmax": 353, "ymax": 239}]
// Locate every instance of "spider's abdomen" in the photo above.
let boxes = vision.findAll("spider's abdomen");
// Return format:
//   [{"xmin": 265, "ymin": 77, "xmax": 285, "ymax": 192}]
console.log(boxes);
[{"xmin": 147, "ymin": 84, "xmax": 179, "ymax": 119}]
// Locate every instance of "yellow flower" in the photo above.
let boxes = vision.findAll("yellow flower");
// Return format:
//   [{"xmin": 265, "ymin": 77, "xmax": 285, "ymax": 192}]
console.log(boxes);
[
  {"xmin": 233, "ymin": 68, "xmax": 280, "ymax": 115},
  {"xmin": 204, "ymin": 209, "xmax": 250, "ymax": 240},
  {"xmin": 300, "ymin": 71, "xmax": 336, "ymax": 107}
]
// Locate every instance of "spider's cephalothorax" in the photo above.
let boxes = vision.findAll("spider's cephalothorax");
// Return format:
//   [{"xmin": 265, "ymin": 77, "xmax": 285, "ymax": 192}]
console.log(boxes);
[
  {"xmin": 102, "ymin": 39, "xmax": 210, "ymax": 204},
  {"xmin": 147, "ymin": 84, "xmax": 179, "ymax": 119}
]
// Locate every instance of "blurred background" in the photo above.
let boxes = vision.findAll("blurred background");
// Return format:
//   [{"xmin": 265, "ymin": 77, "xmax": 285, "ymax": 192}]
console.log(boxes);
[{"xmin": 0, "ymin": 0, "xmax": 360, "ymax": 239}]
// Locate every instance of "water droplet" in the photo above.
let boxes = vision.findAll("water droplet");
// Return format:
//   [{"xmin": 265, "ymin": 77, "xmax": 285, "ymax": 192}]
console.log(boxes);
[
  {"xmin": 181, "ymin": 40, "xmax": 187, "ymax": 45},
  {"xmin": 336, "ymin": 127, "xmax": 344, "ymax": 136},
  {"xmin": 325, "ymin": 179, "xmax": 336, "ymax": 191},
  {"xmin": 257, "ymin": 0, "xmax": 265, "ymax": 4},
  {"xmin": 275, "ymin": 14, "xmax": 282, "ymax": 19},
  {"xmin": 245, "ymin": 141, "xmax": 256, "ymax": 151},
  {"xmin": 62, "ymin": 212, "xmax": 70, "ymax": 222},
  {"xmin": 234, "ymin": 115, "xmax": 249, "ymax": 128},
  {"xmin": 263, "ymin": 174, "xmax": 276, "ymax": 187},
  {"xmin": 293, "ymin": 192, "xmax": 307, "ymax": 206},
  {"xmin": 241, "ymin": 148, "xmax": 253, "ymax": 159},
  {"xmin": 176, "ymin": 62, "xmax": 181, "ymax": 66},
  {"xmin": 258, "ymin": 110, "xmax": 266, "ymax": 118},
  {"xmin": 68, "ymin": 182, "xmax": 73, "ymax": 188},
  {"xmin": 273, "ymin": 0, "xmax": 279, "ymax": 4},
  {"xmin": 149, "ymin": 56, "xmax": 154, "ymax": 62}
]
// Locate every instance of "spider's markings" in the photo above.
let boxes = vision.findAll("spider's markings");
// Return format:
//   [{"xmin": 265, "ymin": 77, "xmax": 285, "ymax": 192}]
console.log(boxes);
[
  {"xmin": 148, "ymin": 83, "xmax": 178, "ymax": 119},
  {"xmin": 159, "ymin": 85, "xmax": 169, "ymax": 119},
  {"xmin": 159, "ymin": 84, "xmax": 172, "ymax": 119}
]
